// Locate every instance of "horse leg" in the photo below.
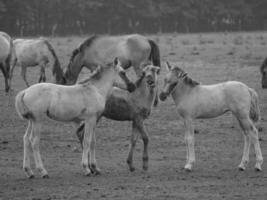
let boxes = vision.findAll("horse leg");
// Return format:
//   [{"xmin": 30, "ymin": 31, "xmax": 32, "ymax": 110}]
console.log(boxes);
[
  {"xmin": 89, "ymin": 127, "xmax": 101, "ymax": 175},
  {"xmin": 29, "ymin": 122, "xmax": 48, "ymax": 178},
  {"xmin": 21, "ymin": 66, "xmax": 30, "ymax": 87},
  {"xmin": 238, "ymin": 117, "xmax": 263, "ymax": 171},
  {"xmin": 23, "ymin": 120, "xmax": 34, "ymax": 178},
  {"xmin": 39, "ymin": 66, "xmax": 46, "ymax": 83},
  {"xmin": 184, "ymin": 118, "xmax": 195, "ymax": 171},
  {"xmin": 236, "ymin": 118, "xmax": 251, "ymax": 171},
  {"xmin": 135, "ymin": 119, "xmax": 149, "ymax": 171},
  {"xmin": 9, "ymin": 60, "xmax": 17, "ymax": 91},
  {"xmin": 126, "ymin": 120, "xmax": 139, "ymax": 172},
  {"xmin": 81, "ymin": 118, "xmax": 95, "ymax": 176}
]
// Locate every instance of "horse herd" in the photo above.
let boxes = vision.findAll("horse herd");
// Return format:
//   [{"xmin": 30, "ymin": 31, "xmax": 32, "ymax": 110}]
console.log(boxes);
[{"xmin": 0, "ymin": 31, "xmax": 265, "ymax": 179}]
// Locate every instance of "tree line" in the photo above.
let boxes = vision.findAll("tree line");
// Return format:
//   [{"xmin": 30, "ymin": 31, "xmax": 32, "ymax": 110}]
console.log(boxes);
[{"xmin": 0, "ymin": 0, "xmax": 266, "ymax": 36}]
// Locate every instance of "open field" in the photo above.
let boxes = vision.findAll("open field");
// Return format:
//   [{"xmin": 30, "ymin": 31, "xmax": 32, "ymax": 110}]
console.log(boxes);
[{"xmin": 1, "ymin": 32, "xmax": 267, "ymax": 200}]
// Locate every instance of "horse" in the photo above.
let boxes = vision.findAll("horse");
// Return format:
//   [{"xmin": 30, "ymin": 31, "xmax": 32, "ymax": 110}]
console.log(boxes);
[
  {"xmin": 0, "ymin": 31, "xmax": 16, "ymax": 92},
  {"xmin": 62, "ymin": 34, "xmax": 161, "ymax": 103},
  {"xmin": 260, "ymin": 57, "xmax": 267, "ymax": 88},
  {"xmin": 159, "ymin": 62, "xmax": 263, "ymax": 172},
  {"xmin": 15, "ymin": 58, "xmax": 128, "ymax": 178},
  {"xmin": 10, "ymin": 38, "xmax": 64, "ymax": 87},
  {"xmin": 76, "ymin": 63, "xmax": 160, "ymax": 172}
]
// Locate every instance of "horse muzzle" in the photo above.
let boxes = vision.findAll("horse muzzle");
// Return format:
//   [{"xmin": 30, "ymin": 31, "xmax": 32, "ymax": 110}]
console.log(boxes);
[
  {"xmin": 159, "ymin": 92, "xmax": 168, "ymax": 101},
  {"xmin": 147, "ymin": 79, "xmax": 155, "ymax": 88},
  {"xmin": 262, "ymin": 82, "xmax": 267, "ymax": 89}
]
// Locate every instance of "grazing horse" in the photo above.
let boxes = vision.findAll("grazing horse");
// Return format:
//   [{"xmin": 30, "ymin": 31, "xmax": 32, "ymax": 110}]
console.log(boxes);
[
  {"xmin": 62, "ymin": 34, "xmax": 160, "ymax": 103},
  {"xmin": 0, "ymin": 31, "xmax": 16, "ymax": 92},
  {"xmin": 76, "ymin": 63, "xmax": 160, "ymax": 172},
  {"xmin": 10, "ymin": 38, "xmax": 64, "ymax": 87},
  {"xmin": 159, "ymin": 62, "xmax": 263, "ymax": 172},
  {"xmin": 15, "ymin": 58, "xmax": 127, "ymax": 178},
  {"xmin": 260, "ymin": 57, "xmax": 267, "ymax": 88}
]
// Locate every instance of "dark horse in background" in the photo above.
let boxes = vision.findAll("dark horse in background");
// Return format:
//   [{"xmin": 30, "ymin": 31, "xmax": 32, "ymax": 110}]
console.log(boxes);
[
  {"xmin": 0, "ymin": 31, "xmax": 16, "ymax": 92},
  {"xmin": 61, "ymin": 34, "xmax": 161, "ymax": 103},
  {"xmin": 260, "ymin": 57, "xmax": 267, "ymax": 88}
]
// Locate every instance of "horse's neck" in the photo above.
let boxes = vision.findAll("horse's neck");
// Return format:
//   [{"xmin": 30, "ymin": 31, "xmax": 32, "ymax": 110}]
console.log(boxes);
[
  {"xmin": 172, "ymin": 83, "xmax": 196, "ymax": 104},
  {"xmin": 134, "ymin": 80, "xmax": 156, "ymax": 108},
  {"xmin": 90, "ymin": 69, "xmax": 116, "ymax": 98}
]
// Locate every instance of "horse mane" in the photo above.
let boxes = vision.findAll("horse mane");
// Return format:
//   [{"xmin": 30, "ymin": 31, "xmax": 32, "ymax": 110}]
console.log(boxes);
[
  {"xmin": 69, "ymin": 35, "xmax": 99, "ymax": 64},
  {"xmin": 78, "ymin": 66, "xmax": 103, "ymax": 85},
  {"xmin": 183, "ymin": 75, "xmax": 200, "ymax": 87},
  {"xmin": 135, "ymin": 73, "xmax": 145, "ymax": 88},
  {"xmin": 260, "ymin": 57, "xmax": 267, "ymax": 73},
  {"xmin": 173, "ymin": 67, "xmax": 200, "ymax": 87}
]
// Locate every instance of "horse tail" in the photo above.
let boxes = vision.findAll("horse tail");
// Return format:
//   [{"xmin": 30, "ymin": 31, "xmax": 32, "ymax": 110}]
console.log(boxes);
[
  {"xmin": 148, "ymin": 39, "xmax": 161, "ymax": 69},
  {"xmin": 248, "ymin": 88, "xmax": 261, "ymax": 122},
  {"xmin": 148, "ymin": 39, "xmax": 161, "ymax": 107},
  {"xmin": 15, "ymin": 91, "xmax": 35, "ymax": 120},
  {"xmin": 43, "ymin": 40, "xmax": 64, "ymax": 84}
]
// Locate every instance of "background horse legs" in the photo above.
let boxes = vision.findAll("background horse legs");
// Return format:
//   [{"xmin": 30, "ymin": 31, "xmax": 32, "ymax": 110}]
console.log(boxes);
[
  {"xmin": 38, "ymin": 65, "xmax": 46, "ymax": 83},
  {"xmin": 184, "ymin": 118, "xmax": 195, "ymax": 171},
  {"xmin": 21, "ymin": 66, "xmax": 30, "ymax": 87},
  {"xmin": 0, "ymin": 64, "xmax": 10, "ymax": 92}
]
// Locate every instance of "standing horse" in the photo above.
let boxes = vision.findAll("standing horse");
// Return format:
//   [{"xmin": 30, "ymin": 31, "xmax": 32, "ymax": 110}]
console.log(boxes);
[
  {"xmin": 62, "ymin": 34, "xmax": 160, "ymax": 103},
  {"xmin": 159, "ymin": 62, "xmax": 263, "ymax": 172},
  {"xmin": 10, "ymin": 38, "xmax": 64, "ymax": 87},
  {"xmin": 76, "ymin": 63, "xmax": 160, "ymax": 172},
  {"xmin": 0, "ymin": 31, "xmax": 16, "ymax": 92},
  {"xmin": 260, "ymin": 57, "xmax": 267, "ymax": 88},
  {"xmin": 15, "ymin": 58, "xmax": 127, "ymax": 178}
]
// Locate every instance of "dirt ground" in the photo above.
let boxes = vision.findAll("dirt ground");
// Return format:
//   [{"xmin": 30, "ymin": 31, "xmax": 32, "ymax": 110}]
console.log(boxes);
[{"xmin": 1, "ymin": 32, "xmax": 267, "ymax": 200}]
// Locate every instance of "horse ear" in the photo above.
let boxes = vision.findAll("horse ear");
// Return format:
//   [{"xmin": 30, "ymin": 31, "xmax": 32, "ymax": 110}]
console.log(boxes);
[
  {"xmin": 166, "ymin": 61, "xmax": 171, "ymax": 71},
  {"xmin": 181, "ymin": 72, "xmax": 187, "ymax": 78},
  {"xmin": 155, "ymin": 66, "xmax": 160, "ymax": 74},
  {"xmin": 114, "ymin": 57, "xmax": 121, "ymax": 66}
]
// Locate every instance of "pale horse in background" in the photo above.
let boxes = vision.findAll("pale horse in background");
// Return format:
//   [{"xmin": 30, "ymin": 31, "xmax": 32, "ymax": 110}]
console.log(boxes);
[
  {"xmin": 10, "ymin": 38, "xmax": 64, "ymax": 87},
  {"xmin": 0, "ymin": 31, "xmax": 16, "ymax": 92}
]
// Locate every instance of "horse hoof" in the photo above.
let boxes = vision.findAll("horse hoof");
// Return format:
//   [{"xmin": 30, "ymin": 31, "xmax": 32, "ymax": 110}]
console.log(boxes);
[
  {"xmin": 28, "ymin": 174, "xmax": 35, "ymax": 179},
  {"xmin": 238, "ymin": 166, "xmax": 245, "ymax": 171},
  {"xmin": 255, "ymin": 167, "xmax": 262, "ymax": 172},
  {"xmin": 129, "ymin": 167, "xmax": 135, "ymax": 172},
  {"xmin": 184, "ymin": 167, "xmax": 192, "ymax": 172},
  {"xmin": 143, "ymin": 165, "xmax": 148, "ymax": 171},
  {"xmin": 42, "ymin": 174, "xmax": 49, "ymax": 179}
]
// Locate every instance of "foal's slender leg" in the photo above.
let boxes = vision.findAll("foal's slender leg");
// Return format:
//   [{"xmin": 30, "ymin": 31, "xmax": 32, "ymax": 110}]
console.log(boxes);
[
  {"xmin": 88, "ymin": 121, "xmax": 101, "ymax": 175},
  {"xmin": 23, "ymin": 120, "xmax": 34, "ymax": 178},
  {"xmin": 239, "ymin": 117, "xmax": 263, "ymax": 171},
  {"xmin": 30, "ymin": 122, "xmax": 48, "ymax": 178},
  {"xmin": 81, "ymin": 118, "xmax": 96, "ymax": 176},
  {"xmin": 126, "ymin": 120, "xmax": 139, "ymax": 172},
  {"xmin": 184, "ymin": 118, "xmax": 195, "ymax": 171},
  {"xmin": 136, "ymin": 120, "xmax": 149, "ymax": 171},
  {"xmin": 237, "ymin": 118, "xmax": 251, "ymax": 170},
  {"xmin": 21, "ymin": 66, "xmax": 30, "ymax": 87}
]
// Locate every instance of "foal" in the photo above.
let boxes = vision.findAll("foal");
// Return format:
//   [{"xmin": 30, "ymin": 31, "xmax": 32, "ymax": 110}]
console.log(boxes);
[
  {"xmin": 15, "ymin": 58, "xmax": 127, "ymax": 178},
  {"xmin": 159, "ymin": 62, "xmax": 263, "ymax": 172},
  {"xmin": 76, "ymin": 63, "xmax": 160, "ymax": 171}
]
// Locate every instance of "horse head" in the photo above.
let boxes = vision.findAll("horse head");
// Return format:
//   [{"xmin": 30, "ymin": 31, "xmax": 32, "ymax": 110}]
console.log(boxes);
[{"xmin": 260, "ymin": 58, "xmax": 267, "ymax": 89}]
